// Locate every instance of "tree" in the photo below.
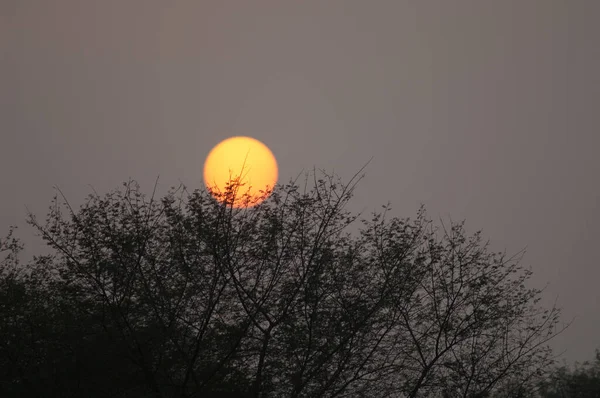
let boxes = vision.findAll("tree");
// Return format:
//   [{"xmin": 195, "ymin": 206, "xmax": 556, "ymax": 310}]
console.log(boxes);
[
  {"xmin": 1, "ymin": 170, "xmax": 566, "ymax": 397},
  {"xmin": 536, "ymin": 349, "xmax": 600, "ymax": 398}
]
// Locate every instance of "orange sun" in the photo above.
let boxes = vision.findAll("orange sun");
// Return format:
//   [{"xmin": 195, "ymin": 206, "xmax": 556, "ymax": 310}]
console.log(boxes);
[{"xmin": 203, "ymin": 136, "xmax": 278, "ymax": 208}]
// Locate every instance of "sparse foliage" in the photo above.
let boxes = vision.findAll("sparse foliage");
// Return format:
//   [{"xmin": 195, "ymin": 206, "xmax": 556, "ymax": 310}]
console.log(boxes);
[{"xmin": 0, "ymin": 171, "xmax": 565, "ymax": 397}]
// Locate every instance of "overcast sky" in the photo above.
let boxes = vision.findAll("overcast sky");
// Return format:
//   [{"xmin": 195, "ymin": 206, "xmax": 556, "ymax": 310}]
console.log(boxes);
[{"xmin": 2, "ymin": 1, "xmax": 599, "ymax": 364}]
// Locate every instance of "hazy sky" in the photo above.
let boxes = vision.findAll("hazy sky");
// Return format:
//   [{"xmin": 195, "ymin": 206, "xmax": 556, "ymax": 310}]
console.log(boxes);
[{"xmin": 2, "ymin": 1, "xmax": 599, "ymax": 364}]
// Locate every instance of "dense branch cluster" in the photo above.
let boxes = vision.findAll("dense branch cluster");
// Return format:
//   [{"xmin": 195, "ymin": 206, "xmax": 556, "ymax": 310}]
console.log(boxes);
[{"xmin": 0, "ymin": 172, "xmax": 564, "ymax": 397}]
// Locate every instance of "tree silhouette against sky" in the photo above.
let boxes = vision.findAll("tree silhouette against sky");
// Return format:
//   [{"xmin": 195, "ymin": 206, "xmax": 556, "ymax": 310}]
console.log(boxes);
[{"xmin": 0, "ymin": 170, "xmax": 567, "ymax": 397}]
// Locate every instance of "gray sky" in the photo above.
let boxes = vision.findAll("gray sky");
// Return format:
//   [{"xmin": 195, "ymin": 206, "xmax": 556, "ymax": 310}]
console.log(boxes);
[{"xmin": 2, "ymin": 1, "xmax": 599, "ymax": 364}]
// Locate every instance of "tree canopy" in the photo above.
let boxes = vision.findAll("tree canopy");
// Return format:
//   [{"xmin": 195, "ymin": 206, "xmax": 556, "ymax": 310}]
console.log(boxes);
[
  {"xmin": 0, "ymin": 172, "xmax": 565, "ymax": 397},
  {"xmin": 536, "ymin": 350, "xmax": 600, "ymax": 398}
]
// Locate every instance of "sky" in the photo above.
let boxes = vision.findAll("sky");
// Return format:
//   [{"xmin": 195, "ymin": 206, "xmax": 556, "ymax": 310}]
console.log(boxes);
[{"xmin": 2, "ymin": 1, "xmax": 599, "ymax": 365}]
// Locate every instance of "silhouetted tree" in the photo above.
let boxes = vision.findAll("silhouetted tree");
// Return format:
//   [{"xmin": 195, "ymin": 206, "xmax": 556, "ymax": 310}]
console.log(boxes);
[
  {"xmin": 535, "ymin": 350, "xmax": 600, "ymax": 398},
  {"xmin": 0, "ymin": 170, "xmax": 566, "ymax": 397}
]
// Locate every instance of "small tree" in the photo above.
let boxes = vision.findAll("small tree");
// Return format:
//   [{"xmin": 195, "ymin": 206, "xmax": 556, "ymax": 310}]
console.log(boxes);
[{"xmin": 1, "ymin": 170, "xmax": 566, "ymax": 397}]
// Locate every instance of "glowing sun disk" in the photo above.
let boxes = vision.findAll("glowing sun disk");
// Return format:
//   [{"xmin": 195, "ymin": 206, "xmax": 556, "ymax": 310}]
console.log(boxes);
[{"xmin": 203, "ymin": 136, "xmax": 278, "ymax": 208}]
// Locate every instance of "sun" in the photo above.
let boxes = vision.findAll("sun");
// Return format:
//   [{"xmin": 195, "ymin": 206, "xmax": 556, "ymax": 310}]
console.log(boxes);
[{"xmin": 203, "ymin": 136, "xmax": 278, "ymax": 208}]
